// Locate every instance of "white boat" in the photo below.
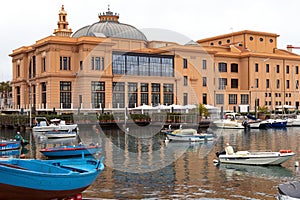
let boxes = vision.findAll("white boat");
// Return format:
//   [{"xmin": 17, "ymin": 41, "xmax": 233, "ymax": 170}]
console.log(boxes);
[
  {"xmin": 211, "ymin": 113, "xmax": 245, "ymax": 129},
  {"xmin": 165, "ymin": 128, "xmax": 214, "ymax": 142},
  {"xmin": 44, "ymin": 130, "xmax": 77, "ymax": 139},
  {"xmin": 278, "ymin": 181, "xmax": 300, "ymax": 200},
  {"xmin": 32, "ymin": 117, "xmax": 78, "ymax": 133},
  {"xmin": 217, "ymin": 149, "xmax": 295, "ymax": 165}
]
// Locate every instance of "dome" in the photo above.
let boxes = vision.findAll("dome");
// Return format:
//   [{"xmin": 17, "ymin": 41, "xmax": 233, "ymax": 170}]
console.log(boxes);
[{"xmin": 72, "ymin": 8, "xmax": 147, "ymax": 41}]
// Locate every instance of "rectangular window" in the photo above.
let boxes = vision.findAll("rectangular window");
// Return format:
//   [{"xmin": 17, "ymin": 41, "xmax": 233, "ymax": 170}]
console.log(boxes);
[
  {"xmin": 112, "ymin": 82, "xmax": 125, "ymax": 108},
  {"xmin": 286, "ymin": 65, "xmax": 289, "ymax": 74},
  {"xmin": 183, "ymin": 93, "xmax": 188, "ymax": 105},
  {"xmin": 231, "ymin": 79, "xmax": 238, "ymax": 88},
  {"xmin": 276, "ymin": 79, "xmax": 280, "ymax": 89},
  {"xmin": 184, "ymin": 76, "xmax": 188, "ymax": 86},
  {"xmin": 202, "ymin": 93, "xmax": 207, "ymax": 104},
  {"xmin": 296, "ymin": 66, "xmax": 299, "ymax": 74},
  {"xmin": 296, "ymin": 80, "xmax": 299, "ymax": 90},
  {"xmin": 266, "ymin": 79, "xmax": 270, "ymax": 88},
  {"xmin": 60, "ymin": 81, "xmax": 72, "ymax": 108},
  {"xmin": 112, "ymin": 54, "xmax": 126, "ymax": 74},
  {"xmin": 240, "ymin": 94, "xmax": 249, "ymax": 104},
  {"xmin": 17, "ymin": 64, "xmax": 20, "ymax": 77},
  {"xmin": 255, "ymin": 79, "xmax": 259, "ymax": 88},
  {"xmin": 202, "ymin": 60, "xmax": 207, "ymax": 70},
  {"xmin": 216, "ymin": 94, "xmax": 224, "ymax": 105},
  {"xmin": 266, "ymin": 64, "xmax": 269, "ymax": 73},
  {"xmin": 128, "ymin": 82, "xmax": 138, "ymax": 108},
  {"xmin": 42, "ymin": 57, "xmax": 46, "ymax": 72},
  {"xmin": 150, "ymin": 57, "xmax": 161, "ymax": 76},
  {"xmin": 183, "ymin": 58, "xmax": 188, "ymax": 68},
  {"xmin": 276, "ymin": 65, "xmax": 280, "ymax": 73},
  {"xmin": 202, "ymin": 77, "xmax": 207, "ymax": 86},
  {"xmin": 41, "ymin": 82, "xmax": 47, "ymax": 109},
  {"xmin": 229, "ymin": 94, "xmax": 237, "ymax": 104},
  {"xmin": 140, "ymin": 83, "xmax": 149, "ymax": 106},
  {"xmin": 218, "ymin": 62, "xmax": 227, "ymax": 72},
  {"xmin": 163, "ymin": 83, "xmax": 174, "ymax": 105},
  {"xmin": 218, "ymin": 78, "xmax": 227, "ymax": 90},
  {"xmin": 80, "ymin": 61, "xmax": 83, "ymax": 70},
  {"xmin": 255, "ymin": 63, "xmax": 259, "ymax": 72},
  {"xmin": 231, "ymin": 63, "xmax": 238, "ymax": 72},
  {"xmin": 91, "ymin": 81, "xmax": 105, "ymax": 108},
  {"xmin": 95, "ymin": 57, "xmax": 100, "ymax": 70},
  {"xmin": 286, "ymin": 80, "xmax": 290, "ymax": 89},
  {"xmin": 60, "ymin": 56, "xmax": 71, "ymax": 70},
  {"xmin": 126, "ymin": 56, "xmax": 139, "ymax": 75},
  {"xmin": 151, "ymin": 83, "xmax": 160, "ymax": 106}
]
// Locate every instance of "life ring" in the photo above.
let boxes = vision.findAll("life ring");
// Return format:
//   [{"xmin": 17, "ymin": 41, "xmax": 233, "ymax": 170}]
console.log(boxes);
[{"xmin": 279, "ymin": 149, "xmax": 292, "ymax": 153}]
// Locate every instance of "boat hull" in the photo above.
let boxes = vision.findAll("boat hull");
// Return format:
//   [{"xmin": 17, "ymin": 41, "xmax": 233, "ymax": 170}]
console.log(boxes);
[
  {"xmin": 0, "ymin": 141, "xmax": 21, "ymax": 151},
  {"xmin": 219, "ymin": 152, "xmax": 294, "ymax": 165},
  {"xmin": 211, "ymin": 120, "xmax": 244, "ymax": 129},
  {"xmin": 44, "ymin": 131, "xmax": 77, "ymax": 139},
  {"xmin": 0, "ymin": 158, "xmax": 104, "ymax": 200},
  {"xmin": 0, "ymin": 183, "xmax": 88, "ymax": 200},
  {"xmin": 166, "ymin": 133, "xmax": 213, "ymax": 142},
  {"xmin": 40, "ymin": 146, "xmax": 102, "ymax": 157}
]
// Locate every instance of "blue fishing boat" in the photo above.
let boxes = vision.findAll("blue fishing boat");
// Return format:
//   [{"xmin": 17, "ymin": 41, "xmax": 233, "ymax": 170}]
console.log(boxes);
[
  {"xmin": 40, "ymin": 144, "xmax": 102, "ymax": 158},
  {"xmin": 0, "ymin": 140, "xmax": 21, "ymax": 151},
  {"xmin": 0, "ymin": 149, "xmax": 20, "ymax": 157},
  {"xmin": 0, "ymin": 157, "xmax": 104, "ymax": 200}
]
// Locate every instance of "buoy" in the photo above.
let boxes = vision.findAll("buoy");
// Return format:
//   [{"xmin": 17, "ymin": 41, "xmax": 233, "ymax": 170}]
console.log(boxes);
[{"xmin": 295, "ymin": 161, "xmax": 299, "ymax": 167}]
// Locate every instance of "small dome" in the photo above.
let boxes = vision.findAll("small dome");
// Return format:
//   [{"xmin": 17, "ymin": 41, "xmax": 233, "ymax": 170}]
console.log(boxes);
[{"xmin": 72, "ymin": 8, "xmax": 147, "ymax": 41}]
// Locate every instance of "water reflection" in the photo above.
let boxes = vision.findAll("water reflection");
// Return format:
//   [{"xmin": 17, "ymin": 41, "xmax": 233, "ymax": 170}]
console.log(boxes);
[{"xmin": 1, "ymin": 127, "xmax": 300, "ymax": 199}]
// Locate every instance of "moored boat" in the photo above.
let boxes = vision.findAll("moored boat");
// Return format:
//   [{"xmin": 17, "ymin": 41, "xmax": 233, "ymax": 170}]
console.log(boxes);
[
  {"xmin": 40, "ymin": 144, "xmax": 102, "ymax": 158},
  {"xmin": 165, "ymin": 128, "xmax": 214, "ymax": 142},
  {"xmin": 0, "ymin": 140, "xmax": 21, "ymax": 151},
  {"xmin": 0, "ymin": 157, "xmax": 104, "ymax": 200},
  {"xmin": 217, "ymin": 148, "xmax": 294, "ymax": 165},
  {"xmin": 32, "ymin": 117, "xmax": 78, "ymax": 133},
  {"xmin": 44, "ymin": 130, "xmax": 77, "ymax": 139},
  {"xmin": 211, "ymin": 113, "xmax": 245, "ymax": 129}
]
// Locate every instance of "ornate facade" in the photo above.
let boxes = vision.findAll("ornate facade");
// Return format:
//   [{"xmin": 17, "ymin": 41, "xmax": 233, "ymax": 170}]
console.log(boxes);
[{"xmin": 10, "ymin": 5, "xmax": 300, "ymax": 114}]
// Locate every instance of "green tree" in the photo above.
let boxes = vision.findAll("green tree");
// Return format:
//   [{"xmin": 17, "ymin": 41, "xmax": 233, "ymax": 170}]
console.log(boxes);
[
  {"xmin": 198, "ymin": 103, "xmax": 209, "ymax": 120},
  {"xmin": 0, "ymin": 81, "xmax": 11, "ymax": 108}
]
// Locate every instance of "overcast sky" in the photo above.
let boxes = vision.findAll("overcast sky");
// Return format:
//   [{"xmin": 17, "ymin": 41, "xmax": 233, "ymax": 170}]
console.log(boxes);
[{"xmin": 1, "ymin": 0, "xmax": 300, "ymax": 81}]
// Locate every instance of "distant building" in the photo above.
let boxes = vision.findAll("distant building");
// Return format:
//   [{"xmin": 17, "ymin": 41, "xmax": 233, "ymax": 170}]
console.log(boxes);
[{"xmin": 10, "ymin": 5, "xmax": 300, "ymax": 114}]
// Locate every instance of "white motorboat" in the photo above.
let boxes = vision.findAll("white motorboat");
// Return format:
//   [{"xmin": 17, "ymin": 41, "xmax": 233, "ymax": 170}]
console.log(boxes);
[
  {"xmin": 217, "ymin": 149, "xmax": 294, "ymax": 165},
  {"xmin": 165, "ymin": 128, "xmax": 214, "ymax": 142},
  {"xmin": 278, "ymin": 181, "xmax": 300, "ymax": 200},
  {"xmin": 32, "ymin": 117, "xmax": 78, "ymax": 133},
  {"xmin": 44, "ymin": 130, "xmax": 77, "ymax": 139},
  {"xmin": 211, "ymin": 113, "xmax": 245, "ymax": 129}
]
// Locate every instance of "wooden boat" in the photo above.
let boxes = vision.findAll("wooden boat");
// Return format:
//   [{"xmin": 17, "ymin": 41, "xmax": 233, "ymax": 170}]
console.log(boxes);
[
  {"xmin": 0, "ymin": 140, "xmax": 21, "ymax": 151},
  {"xmin": 40, "ymin": 144, "xmax": 102, "ymax": 158},
  {"xmin": 32, "ymin": 117, "xmax": 78, "ymax": 133},
  {"xmin": 217, "ymin": 149, "xmax": 295, "ymax": 165},
  {"xmin": 0, "ymin": 157, "xmax": 104, "ymax": 200},
  {"xmin": 165, "ymin": 128, "xmax": 214, "ymax": 142},
  {"xmin": 278, "ymin": 181, "xmax": 300, "ymax": 200}
]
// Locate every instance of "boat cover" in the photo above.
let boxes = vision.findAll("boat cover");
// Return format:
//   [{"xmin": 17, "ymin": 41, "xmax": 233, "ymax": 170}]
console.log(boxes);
[
  {"xmin": 247, "ymin": 115, "xmax": 257, "ymax": 120},
  {"xmin": 278, "ymin": 181, "xmax": 300, "ymax": 198}
]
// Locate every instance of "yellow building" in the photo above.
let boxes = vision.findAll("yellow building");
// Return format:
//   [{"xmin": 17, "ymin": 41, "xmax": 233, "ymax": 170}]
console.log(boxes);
[{"xmin": 10, "ymin": 5, "xmax": 300, "ymax": 114}]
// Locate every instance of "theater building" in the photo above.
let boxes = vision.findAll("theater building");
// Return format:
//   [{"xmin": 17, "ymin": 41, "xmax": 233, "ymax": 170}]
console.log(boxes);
[{"xmin": 10, "ymin": 5, "xmax": 300, "ymax": 113}]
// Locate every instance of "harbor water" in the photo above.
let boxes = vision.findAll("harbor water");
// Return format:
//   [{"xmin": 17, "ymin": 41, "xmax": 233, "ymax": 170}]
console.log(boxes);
[{"xmin": 3, "ymin": 126, "xmax": 300, "ymax": 199}]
